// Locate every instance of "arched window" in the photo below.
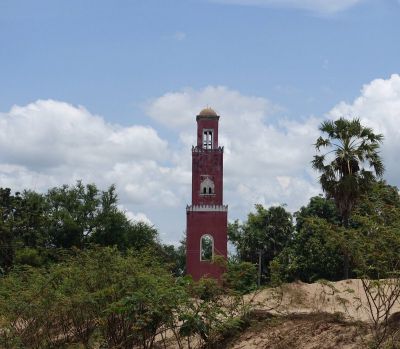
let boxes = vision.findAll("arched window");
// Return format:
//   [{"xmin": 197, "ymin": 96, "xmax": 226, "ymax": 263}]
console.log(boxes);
[
  {"xmin": 203, "ymin": 130, "xmax": 213, "ymax": 149},
  {"xmin": 200, "ymin": 177, "xmax": 215, "ymax": 195},
  {"xmin": 200, "ymin": 234, "xmax": 213, "ymax": 261}
]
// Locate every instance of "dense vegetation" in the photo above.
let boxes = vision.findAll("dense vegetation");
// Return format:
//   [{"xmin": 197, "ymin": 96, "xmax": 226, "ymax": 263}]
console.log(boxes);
[
  {"xmin": 229, "ymin": 118, "xmax": 399, "ymax": 283},
  {"xmin": 0, "ymin": 182, "xmax": 184, "ymax": 275},
  {"xmin": 0, "ymin": 117, "xmax": 399, "ymax": 348},
  {"xmin": 0, "ymin": 183, "xmax": 254, "ymax": 348},
  {"xmin": 0, "ymin": 247, "xmax": 254, "ymax": 348},
  {"xmin": 229, "ymin": 180, "xmax": 400, "ymax": 283}
]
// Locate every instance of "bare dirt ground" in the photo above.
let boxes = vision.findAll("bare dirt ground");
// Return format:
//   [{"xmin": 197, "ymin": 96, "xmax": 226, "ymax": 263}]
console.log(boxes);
[
  {"xmin": 226, "ymin": 279, "xmax": 400, "ymax": 349},
  {"xmin": 162, "ymin": 279, "xmax": 400, "ymax": 349},
  {"xmin": 225, "ymin": 313, "xmax": 367, "ymax": 349},
  {"xmin": 249, "ymin": 279, "xmax": 400, "ymax": 322}
]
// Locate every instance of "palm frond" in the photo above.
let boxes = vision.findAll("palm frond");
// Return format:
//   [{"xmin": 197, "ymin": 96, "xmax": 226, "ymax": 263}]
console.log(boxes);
[{"xmin": 313, "ymin": 116, "xmax": 385, "ymax": 221}]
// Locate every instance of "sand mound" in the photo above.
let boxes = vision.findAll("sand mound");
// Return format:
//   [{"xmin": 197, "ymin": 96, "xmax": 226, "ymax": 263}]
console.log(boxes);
[
  {"xmin": 161, "ymin": 279, "xmax": 400, "ymax": 348},
  {"xmin": 225, "ymin": 313, "xmax": 366, "ymax": 349},
  {"xmin": 248, "ymin": 279, "xmax": 400, "ymax": 322}
]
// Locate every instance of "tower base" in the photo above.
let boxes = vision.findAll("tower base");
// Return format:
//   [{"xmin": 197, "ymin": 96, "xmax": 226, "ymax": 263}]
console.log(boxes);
[{"xmin": 186, "ymin": 205, "xmax": 228, "ymax": 281}]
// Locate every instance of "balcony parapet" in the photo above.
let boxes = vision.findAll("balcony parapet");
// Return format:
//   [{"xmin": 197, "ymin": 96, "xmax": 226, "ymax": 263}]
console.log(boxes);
[
  {"xmin": 192, "ymin": 146, "xmax": 224, "ymax": 153},
  {"xmin": 186, "ymin": 204, "xmax": 228, "ymax": 212}
]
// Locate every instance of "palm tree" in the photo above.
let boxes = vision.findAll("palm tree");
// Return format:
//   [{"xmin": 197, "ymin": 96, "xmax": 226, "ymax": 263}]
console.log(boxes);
[{"xmin": 312, "ymin": 117, "xmax": 384, "ymax": 278}]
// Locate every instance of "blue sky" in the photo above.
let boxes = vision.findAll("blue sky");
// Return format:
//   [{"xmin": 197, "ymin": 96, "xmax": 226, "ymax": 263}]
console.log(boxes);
[
  {"xmin": 2, "ymin": 0, "xmax": 399, "ymax": 121},
  {"xmin": 1, "ymin": 0, "xmax": 400, "ymax": 243}
]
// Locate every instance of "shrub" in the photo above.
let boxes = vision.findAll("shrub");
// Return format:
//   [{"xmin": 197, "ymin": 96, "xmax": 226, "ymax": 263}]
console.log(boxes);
[
  {"xmin": 223, "ymin": 261, "xmax": 257, "ymax": 294},
  {"xmin": 0, "ymin": 247, "xmax": 185, "ymax": 348}
]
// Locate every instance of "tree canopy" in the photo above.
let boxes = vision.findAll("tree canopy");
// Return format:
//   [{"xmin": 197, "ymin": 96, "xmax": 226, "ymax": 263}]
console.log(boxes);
[
  {"xmin": 229, "ymin": 204, "xmax": 293, "ymax": 282},
  {"xmin": 271, "ymin": 181, "xmax": 400, "ymax": 283},
  {"xmin": 0, "ymin": 182, "xmax": 159, "ymax": 272},
  {"xmin": 312, "ymin": 117, "xmax": 384, "ymax": 226}
]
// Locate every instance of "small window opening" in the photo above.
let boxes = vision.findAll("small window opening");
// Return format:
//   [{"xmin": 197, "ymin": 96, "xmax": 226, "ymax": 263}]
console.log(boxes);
[
  {"xmin": 200, "ymin": 234, "xmax": 213, "ymax": 261},
  {"xmin": 200, "ymin": 178, "xmax": 215, "ymax": 196},
  {"xmin": 203, "ymin": 130, "xmax": 213, "ymax": 149}
]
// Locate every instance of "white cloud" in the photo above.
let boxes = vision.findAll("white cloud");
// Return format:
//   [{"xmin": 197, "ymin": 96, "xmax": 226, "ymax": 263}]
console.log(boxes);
[
  {"xmin": 329, "ymin": 74, "xmax": 400, "ymax": 185},
  {"xmin": 146, "ymin": 85, "xmax": 275, "ymax": 130},
  {"xmin": 173, "ymin": 31, "xmax": 187, "ymax": 41},
  {"xmin": 208, "ymin": 0, "xmax": 365, "ymax": 14},
  {"xmin": 0, "ymin": 99, "xmax": 177, "ymax": 228},
  {"xmin": 118, "ymin": 206, "xmax": 153, "ymax": 225},
  {"xmin": 4, "ymin": 76, "xmax": 399, "ymax": 245},
  {"xmin": 277, "ymin": 176, "xmax": 291, "ymax": 190},
  {"xmin": 0, "ymin": 92, "xmax": 322, "ymax": 244},
  {"xmin": 0, "ymin": 100, "xmax": 167, "ymax": 170},
  {"xmin": 147, "ymin": 86, "xmax": 321, "ymax": 219}
]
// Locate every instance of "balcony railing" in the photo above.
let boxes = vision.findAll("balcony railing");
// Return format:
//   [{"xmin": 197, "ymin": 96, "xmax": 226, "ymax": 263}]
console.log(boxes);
[
  {"xmin": 186, "ymin": 204, "xmax": 228, "ymax": 212},
  {"xmin": 192, "ymin": 146, "xmax": 224, "ymax": 153}
]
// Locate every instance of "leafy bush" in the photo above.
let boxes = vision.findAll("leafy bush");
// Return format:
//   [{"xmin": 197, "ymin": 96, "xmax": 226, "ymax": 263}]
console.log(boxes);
[
  {"xmin": 222, "ymin": 260, "xmax": 257, "ymax": 294},
  {"xmin": 0, "ymin": 247, "xmax": 184, "ymax": 348},
  {"xmin": 0, "ymin": 247, "xmax": 255, "ymax": 348},
  {"xmin": 14, "ymin": 248, "xmax": 44, "ymax": 267}
]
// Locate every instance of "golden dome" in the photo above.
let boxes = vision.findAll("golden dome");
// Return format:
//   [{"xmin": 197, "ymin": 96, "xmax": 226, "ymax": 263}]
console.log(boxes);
[{"xmin": 198, "ymin": 107, "xmax": 218, "ymax": 117}]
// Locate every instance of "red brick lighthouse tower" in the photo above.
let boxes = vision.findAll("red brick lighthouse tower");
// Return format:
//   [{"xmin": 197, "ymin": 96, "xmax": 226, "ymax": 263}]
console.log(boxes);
[{"xmin": 186, "ymin": 108, "xmax": 228, "ymax": 281}]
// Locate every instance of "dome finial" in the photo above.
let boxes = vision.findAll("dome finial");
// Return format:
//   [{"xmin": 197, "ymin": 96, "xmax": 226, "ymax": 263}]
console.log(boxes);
[{"xmin": 199, "ymin": 107, "xmax": 218, "ymax": 117}]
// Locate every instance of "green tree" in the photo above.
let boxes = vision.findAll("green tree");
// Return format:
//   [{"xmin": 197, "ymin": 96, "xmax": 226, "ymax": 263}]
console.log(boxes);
[
  {"xmin": 158, "ymin": 236, "xmax": 186, "ymax": 276},
  {"xmin": 274, "ymin": 217, "xmax": 345, "ymax": 282},
  {"xmin": 123, "ymin": 221, "xmax": 158, "ymax": 251},
  {"xmin": 46, "ymin": 182, "xmax": 101, "ymax": 248},
  {"xmin": 271, "ymin": 196, "xmax": 344, "ymax": 282},
  {"xmin": 0, "ymin": 188, "xmax": 53, "ymax": 270},
  {"xmin": 350, "ymin": 182, "xmax": 400, "ymax": 348},
  {"xmin": 222, "ymin": 260, "xmax": 257, "ymax": 293},
  {"xmin": 0, "ymin": 247, "xmax": 184, "ymax": 349},
  {"xmin": 312, "ymin": 118, "xmax": 384, "ymax": 226},
  {"xmin": 1, "ymin": 182, "xmax": 161, "ymax": 271},
  {"xmin": 295, "ymin": 195, "xmax": 340, "ymax": 231},
  {"xmin": 39, "ymin": 182, "xmax": 159, "ymax": 252},
  {"xmin": 351, "ymin": 181, "xmax": 400, "ymax": 276},
  {"xmin": 0, "ymin": 188, "xmax": 20, "ymax": 272},
  {"xmin": 15, "ymin": 191, "xmax": 49, "ymax": 249},
  {"xmin": 312, "ymin": 117, "xmax": 384, "ymax": 278},
  {"xmin": 273, "ymin": 182, "xmax": 400, "ymax": 283},
  {"xmin": 229, "ymin": 205, "xmax": 293, "ymax": 282}
]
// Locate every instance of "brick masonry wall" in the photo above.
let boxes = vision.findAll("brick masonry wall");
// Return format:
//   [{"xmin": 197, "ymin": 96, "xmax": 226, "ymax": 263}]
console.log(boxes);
[
  {"xmin": 187, "ymin": 112, "xmax": 227, "ymax": 281},
  {"xmin": 186, "ymin": 210, "xmax": 227, "ymax": 281},
  {"xmin": 192, "ymin": 149, "xmax": 223, "ymax": 205}
]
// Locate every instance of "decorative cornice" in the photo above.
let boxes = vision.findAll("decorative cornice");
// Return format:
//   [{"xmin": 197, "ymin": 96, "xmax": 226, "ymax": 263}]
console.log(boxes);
[
  {"xmin": 196, "ymin": 115, "xmax": 220, "ymax": 122},
  {"xmin": 192, "ymin": 146, "xmax": 224, "ymax": 153},
  {"xmin": 186, "ymin": 204, "xmax": 228, "ymax": 212}
]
